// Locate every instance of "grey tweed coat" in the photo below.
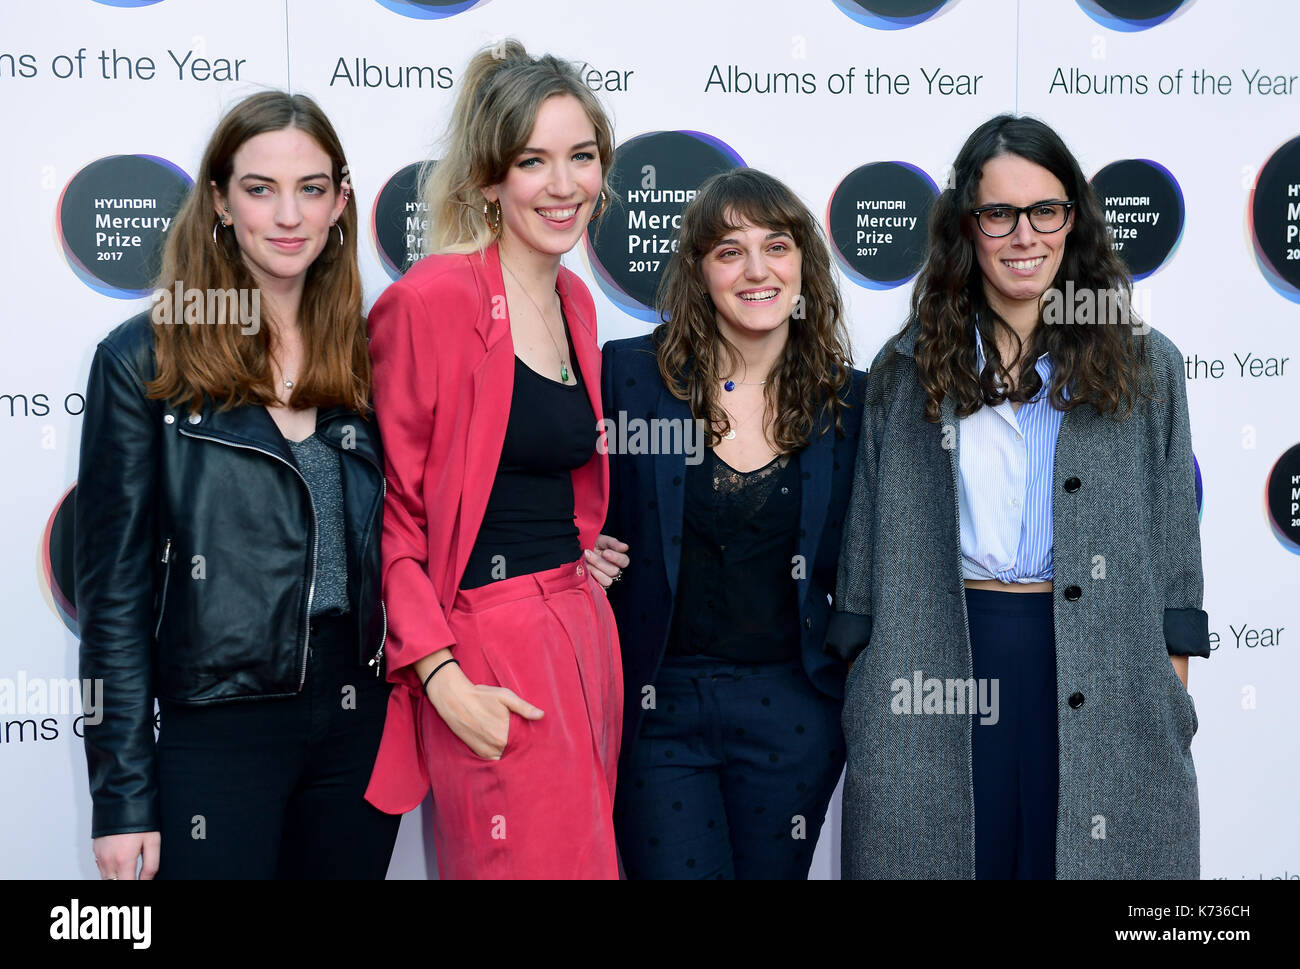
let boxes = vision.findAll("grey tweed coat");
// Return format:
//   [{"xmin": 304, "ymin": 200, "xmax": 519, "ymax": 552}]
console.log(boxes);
[{"xmin": 829, "ymin": 321, "xmax": 1209, "ymax": 879}]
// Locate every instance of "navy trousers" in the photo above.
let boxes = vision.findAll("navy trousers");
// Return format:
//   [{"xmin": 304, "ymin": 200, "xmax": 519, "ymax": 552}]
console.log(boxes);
[
  {"xmin": 966, "ymin": 588, "xmax": 1059, "ymax": 880},
  {"xmin": 155, "ymin": 612, "xmax": 399, "ymax": 879},
  {"xmin": 616, "ymin": 655, "xmax": 845, "ymax": 880}
]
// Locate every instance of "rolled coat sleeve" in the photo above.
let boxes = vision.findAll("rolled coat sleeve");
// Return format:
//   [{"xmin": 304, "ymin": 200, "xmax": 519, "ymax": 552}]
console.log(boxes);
[{"xmin": 1151, "ymin": 331, "xmax": 1210, "ymax": 657}]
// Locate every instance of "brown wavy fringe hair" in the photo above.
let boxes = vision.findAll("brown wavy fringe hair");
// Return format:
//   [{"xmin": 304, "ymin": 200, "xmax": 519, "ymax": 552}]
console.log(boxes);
[
  {"xmin": 910, "ymin": 114, "xmax": 1147, "ymax": 423},
  {"xmin": 655, "ymin": 168, "xmax": 854, "ymax": 452},
  {"xmin": 145, "ymin": 91, "xmax": 369, "ymax": 415}
]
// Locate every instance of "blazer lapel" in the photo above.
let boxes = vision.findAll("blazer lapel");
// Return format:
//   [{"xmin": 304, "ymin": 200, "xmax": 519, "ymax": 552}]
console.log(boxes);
[
  {"xmin": 655, "ymin": 385, "xmax": 692, "ymax": 598},
  {"xmin": 796, "ymin": 413, "xmax": 835, "ymax": 605},
  {"xmin": 558, "ymin": 268, "xmax": 608, "ymax": 550},
  {"xmin": 454, "ymin": 244, "xmax": 514, "ymax": 582}
]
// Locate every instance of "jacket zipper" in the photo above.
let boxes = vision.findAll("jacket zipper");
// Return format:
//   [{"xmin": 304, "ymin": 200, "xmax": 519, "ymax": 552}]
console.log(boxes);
[
  {"xmin": 177, "ymin": 428, "xmax": 318, "ymax": 691},
  {"xmin": 368, "ymin": 600, "xmax": 387, "ymax": 678},
  {"xmin": 946, "ymin": 409, "xmax": 977, "ymax": 880},
  {"xmin": 362, "ymin": 478, "xmax": 387, "ymax": 677},
  {"xmin": 154, "ymin": 538, "xmax": 173, "ymax": 640}
]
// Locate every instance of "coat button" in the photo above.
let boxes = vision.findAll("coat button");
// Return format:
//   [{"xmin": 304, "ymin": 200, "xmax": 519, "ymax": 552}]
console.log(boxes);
[
  {"xmin": 804, "ymin": 617, "xmax": 812, "ymax": 630},
  {"xmin": 1068, "ymin": 692, "xmax": 1085, "ymax": 709},
  {"xmin": 1064, "ymin": 585, "xmax": 1082, "ymax": 601},
  {"xmin": 1063, "ymin": 477, "xmax": 1081, "ymax": 493},
  {"xmin": 163, "ymin": 414, "xmax": 175, "ymax": 425},
  {"xmin": 187, "ymin": 413, "xmax": 201, "ymax": 424}
]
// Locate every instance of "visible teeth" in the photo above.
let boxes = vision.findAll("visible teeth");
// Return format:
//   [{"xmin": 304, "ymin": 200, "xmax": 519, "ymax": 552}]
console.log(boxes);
[
  {"xmin": 1004, "ymin": 257, "xmax": 1045, "ymax": 270},
  {"xmin": 539, "ymin": 206, "xmax": 577, "ymax": 219},
  {"xmin": 739, "ymin": 289, "xmax": 778, "ymax": 301}
]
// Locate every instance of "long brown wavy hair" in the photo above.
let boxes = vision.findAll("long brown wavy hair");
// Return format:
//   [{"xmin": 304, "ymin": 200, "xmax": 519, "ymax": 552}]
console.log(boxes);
[
  {"xmin": 910, "ymin": 114, "xmax": 1147, "ymax": 423},
  {"xmin": 421, "ymin": 39, "xmax": 616, "ymax": 255},
  {"xmin": 145, "ymin": 91, "xmax": 369, "ymax": 415},
  {"xmin": 656, "ymin": 168, "xmax": 854, "ymax": 452}
]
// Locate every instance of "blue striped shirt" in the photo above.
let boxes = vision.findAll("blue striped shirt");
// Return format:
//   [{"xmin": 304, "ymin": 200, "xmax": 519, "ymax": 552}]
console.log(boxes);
[{"xmin": 958, "ymin": 328, "xmax": 1066, "ymax": 583}]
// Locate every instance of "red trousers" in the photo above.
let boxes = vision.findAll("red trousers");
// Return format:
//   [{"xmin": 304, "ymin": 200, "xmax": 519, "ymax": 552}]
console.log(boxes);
[{"xmin": 419, "ymin": 558, "xmax": 623, "ymax": 879}]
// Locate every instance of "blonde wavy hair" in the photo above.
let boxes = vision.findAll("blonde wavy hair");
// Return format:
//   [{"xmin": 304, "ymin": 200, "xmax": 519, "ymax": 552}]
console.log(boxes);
[{"xmin": 420, "ymin": 39, "xmax": 616, "ymax": 255}]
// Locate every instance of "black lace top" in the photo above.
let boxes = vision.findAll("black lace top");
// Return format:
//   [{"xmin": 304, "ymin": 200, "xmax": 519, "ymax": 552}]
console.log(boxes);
[{"xmin": 666, "ymin": 448, "xmax": 803, "ymax": 662}]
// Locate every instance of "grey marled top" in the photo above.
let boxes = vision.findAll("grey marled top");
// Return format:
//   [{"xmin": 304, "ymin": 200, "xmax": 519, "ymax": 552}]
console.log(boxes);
[{"xmin": 287, "ymin": 432, "xmax": 349, "ymax": 616}]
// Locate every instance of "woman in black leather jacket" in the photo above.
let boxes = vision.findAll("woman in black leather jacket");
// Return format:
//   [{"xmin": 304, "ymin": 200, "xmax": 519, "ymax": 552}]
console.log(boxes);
[{"xmin": 75, "ymin": 91, "xmax": 397, "ymax": 879}]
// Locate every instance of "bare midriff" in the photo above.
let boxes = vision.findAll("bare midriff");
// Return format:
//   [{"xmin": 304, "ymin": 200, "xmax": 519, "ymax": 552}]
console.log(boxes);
[{"xmin": 964, "ymin": 578, "xmax": 1053, "ymax": 593}]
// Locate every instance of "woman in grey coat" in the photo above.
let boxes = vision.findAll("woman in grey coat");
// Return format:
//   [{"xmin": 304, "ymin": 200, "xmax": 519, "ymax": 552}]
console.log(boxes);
[{"xmin": 827, "ymin": 115, "xmax": 1210, "ymax": 879}]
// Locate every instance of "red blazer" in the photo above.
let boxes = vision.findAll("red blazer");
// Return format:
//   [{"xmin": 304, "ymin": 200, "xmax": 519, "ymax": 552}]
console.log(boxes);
[{"xmin": 363, "ymin": 242, "xmax": 609, "ymax": 814}]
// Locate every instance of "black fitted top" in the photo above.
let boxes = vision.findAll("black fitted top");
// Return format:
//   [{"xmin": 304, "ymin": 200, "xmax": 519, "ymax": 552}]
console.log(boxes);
[
  {"xmin": 460, "ymin": 317, "xmax": 596, "ymax": 589},
  {"xmin": 667, "ymin": 449, "xmax": 803, "ymax": 662}
]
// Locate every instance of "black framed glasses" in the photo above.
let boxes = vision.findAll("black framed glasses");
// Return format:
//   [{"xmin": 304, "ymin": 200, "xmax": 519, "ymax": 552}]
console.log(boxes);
[{"xmin": 970, "ymin": 200, "xmax": 1074, "ymax": 238}]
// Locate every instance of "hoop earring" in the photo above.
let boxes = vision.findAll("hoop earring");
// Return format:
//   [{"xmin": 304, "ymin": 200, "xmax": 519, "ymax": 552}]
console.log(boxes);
[
  {"xmin": 589, "ymin": 190, "xmax": 608, "ymax": 223},
  {"xmin": 332, "ymin": 221, "xmax": 344, "ymax": 247},
  {"xmin": 482, "ymin": 199, "xmax": 502, "ymax": 234},
  {"xmin": 212, "ymin": 214, "xmax": 231, "ymax": 248}
]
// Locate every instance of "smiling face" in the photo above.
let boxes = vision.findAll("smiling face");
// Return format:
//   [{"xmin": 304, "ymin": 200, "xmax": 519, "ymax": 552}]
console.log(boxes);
[
  {"xmin": 969, "ymin": 152, "xmax": 1075, "ymax": 314},
  {"xmin": 700, "ymin": 216, "xmax": 802, "ymax": 345},
  {"xmin": 211, "ymin": 126, "xmax": 346, "ymax": 292},
  {"xmin": 485, "ymin": 93, "xmax": 604, "ymax": 260}
]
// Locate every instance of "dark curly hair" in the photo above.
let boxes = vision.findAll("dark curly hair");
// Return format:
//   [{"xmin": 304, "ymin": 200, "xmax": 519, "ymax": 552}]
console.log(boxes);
[
  {"xmin": 655, "ymin": 168, "xmax": 854, "ymax": 452},
  {"xmin": 909, "ymin": 114, "xmax": 1148, "ymax": 423}
]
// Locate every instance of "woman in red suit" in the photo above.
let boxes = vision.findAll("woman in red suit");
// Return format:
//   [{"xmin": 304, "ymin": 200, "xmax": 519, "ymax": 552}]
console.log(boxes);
[{"xmin": 363, "ymin": 40, "xmax": 629, "ymax": 879}]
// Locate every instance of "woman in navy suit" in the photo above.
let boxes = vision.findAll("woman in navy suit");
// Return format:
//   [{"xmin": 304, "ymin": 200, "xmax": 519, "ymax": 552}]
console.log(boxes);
[{"xmin": 601, "ymin": 168, "xmax": 865, "ymax": 879}]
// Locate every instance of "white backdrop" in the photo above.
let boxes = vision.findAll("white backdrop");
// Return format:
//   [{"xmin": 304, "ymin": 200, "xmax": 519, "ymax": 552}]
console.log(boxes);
[{"xmin": 1, "ymin": 0, "xmax": 1297, "ymax": 879}]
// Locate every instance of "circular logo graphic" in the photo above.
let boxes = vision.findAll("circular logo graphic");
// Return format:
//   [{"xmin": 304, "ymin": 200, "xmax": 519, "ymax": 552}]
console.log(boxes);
[
  {"xmin": 39, "ymin": 485, "xmax": 78, "ymax": 636},
  {"xmin": 374, "ymin": 0, "xmax": 490, "ymax": 18},
  {"xmin": 1076, "ymin": 0, "xmax": 1189, "ymax": 31},
  {"xmin": 1249, "ymin": 134, "xmax": 1300, "ymax": 303},
  {"xmin": 584, "ymin": 130, "xmax": 745, "ymax": 322},
  {"xmin": 832, "ymin": 0, "xmax": 951, "ymax": 29},
  {"xmin": 57, "ymin": 154, "xmax": 191, "ymax": 299},
  {"xmin": 372, "ymin": 161, "xmax": 434, "ymax": 280},
  {"xmin": 1090, "ymin": 159, "xmax": 1184, "ymax": 280},
  {"xmin": 826, "ymin": 161, "xmax": 937, "ymax": 290},
  {"xmin": 1266, "ymin": 443, "xmax": 1300, "ymax": 554},
  {"xmin": 91, "ymin": 0, "xmax": 165, "ymax": 6}
]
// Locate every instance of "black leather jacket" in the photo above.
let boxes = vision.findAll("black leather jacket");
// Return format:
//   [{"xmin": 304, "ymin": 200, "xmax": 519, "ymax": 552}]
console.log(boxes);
[{"xmin": 75, "ymin": 312, "xmax": 386, "ymax": 837}]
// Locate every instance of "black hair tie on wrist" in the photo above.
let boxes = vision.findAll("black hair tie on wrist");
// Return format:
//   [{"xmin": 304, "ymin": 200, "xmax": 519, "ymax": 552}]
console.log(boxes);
[{"xmin": 423, "ymin": 658, "xmax": 459, "ymax": 692}]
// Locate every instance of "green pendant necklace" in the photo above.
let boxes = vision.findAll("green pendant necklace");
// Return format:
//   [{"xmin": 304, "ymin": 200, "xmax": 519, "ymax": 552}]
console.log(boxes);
[{"xmin": 501, "ymin": 259, "xmax": 569, "ymax": 382}]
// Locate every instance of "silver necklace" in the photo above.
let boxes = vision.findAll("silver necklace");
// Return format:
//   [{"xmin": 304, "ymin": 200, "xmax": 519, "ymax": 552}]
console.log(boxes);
[
  {"xmin": 500, "ymin": 260, "xmax": 570, "ymax": 382},
  {"xmin": 721, "ymin": 395, "xmax": 767, "ymax": 441}
]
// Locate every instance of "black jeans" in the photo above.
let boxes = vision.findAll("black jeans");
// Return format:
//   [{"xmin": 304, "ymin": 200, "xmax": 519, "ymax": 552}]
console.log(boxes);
[{"xmin": 155, "ymin": 613, "xmax": 399, "ymax": 879}]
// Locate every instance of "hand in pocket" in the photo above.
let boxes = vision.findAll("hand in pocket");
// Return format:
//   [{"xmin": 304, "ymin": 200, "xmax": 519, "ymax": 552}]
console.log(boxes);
[{"xmin": 427, "ymin": 661, "xmax": 544, "ymax": 759}]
